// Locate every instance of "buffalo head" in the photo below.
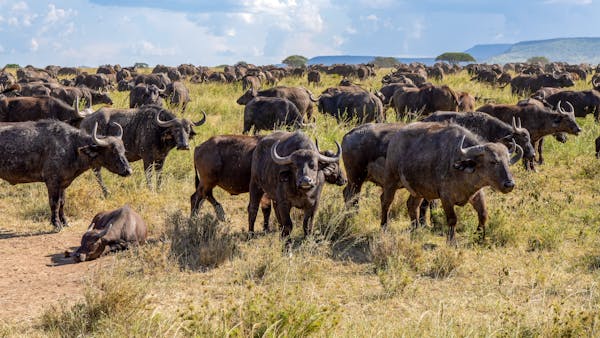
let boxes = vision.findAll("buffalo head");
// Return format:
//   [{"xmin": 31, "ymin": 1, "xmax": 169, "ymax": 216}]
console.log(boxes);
[
  {"xmin": 155, "ymin": 110, "xmax": 206, "ymax": 150},
  {"xmin": 80, "ymin": 122, "xmax": 132, "ymax": 177},
  {"xmin": 271, "ymin": 140, "xmax": 341, "ymax": 190},
  {"xmin": 453, "ymin": 136, "xmax": 522, "ymax": 194},
  {"xmin": 73, "ymin": 223, "xmax": 113, "ymax": 263},
  {"xmin": 236, "ymin": 88, "xmax": 257, "ymax": 105},
  {"xmin": 553, "ymin": 100, "xmax": 582, "ymax": 135}
]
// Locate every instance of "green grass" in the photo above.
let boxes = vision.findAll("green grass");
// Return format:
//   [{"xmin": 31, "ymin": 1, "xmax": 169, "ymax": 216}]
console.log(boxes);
[{"xmin": 2, "ymin": 68, "xmax": 600, "ymax": 336}]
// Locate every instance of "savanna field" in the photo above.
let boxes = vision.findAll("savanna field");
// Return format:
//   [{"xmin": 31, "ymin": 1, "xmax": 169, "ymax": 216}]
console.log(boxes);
[{"xmin": 2, "ymin": 67, "xmax": 600, "ymax": 337}]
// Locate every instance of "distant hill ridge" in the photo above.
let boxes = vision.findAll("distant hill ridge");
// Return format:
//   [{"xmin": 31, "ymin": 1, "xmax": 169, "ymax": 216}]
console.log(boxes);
[{"xmin": 307, "ymin": 37, "xmax": 600, "ymax": 65}]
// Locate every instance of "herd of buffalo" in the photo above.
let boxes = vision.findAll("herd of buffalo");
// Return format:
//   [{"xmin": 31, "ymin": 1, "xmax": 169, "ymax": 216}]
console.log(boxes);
[{"xmin": 0, "ymin": 60, "xmax": 598, "ymax": 261}]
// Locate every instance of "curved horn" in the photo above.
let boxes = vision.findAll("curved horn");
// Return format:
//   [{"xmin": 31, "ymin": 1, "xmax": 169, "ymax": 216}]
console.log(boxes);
[
  {"xmin": 111, "ymin": 122, "xmax": 123, "ymax": 139},
  {"xmin": 458, "ymin": 135, "xmax": 485, "ymax": 157},
  {"xmin": 511, "ymin": 116, "xmax": 518, "ymax": 132},
  {"xmin": 308, "ymin": 91, "xmax": 319, "ymax": 102},
  {"xmin": 517, "ymin": 117, "xmax": 522, "ymax": 129},
  {"xmin": 557, "ymin": 100, "xmax": 565, "ymax": 114},
  {"xmin": 314, "ymin": 138, "xmax": 320, "ymax": 152},
  {"xmin": 193, "ymin": 110, "xmax": 206, "ymax": 126},
  {"xmin": 92, "ymin": 122, "xmax": 109, "ymax": 147},
  {"xmin": 270, "ymin": 140, "xmax": 293, "ymax": 165},
  {"xmin": 155, "ymin": 112, "xmax": 178, "ymax": 128},
  {"xmin": 317, "ymin": 141, "xmax": 342, "ymax": 163},
  {"xmin": 564, "ymin": 101, "xmax": 575, "ymax": 114},
  {"xmin": 86, "ymin": 222, "xmax": 95, "ymax": 232},
  {"xmin": 75, "ymin": 97, "xmax": 87, "ymax": 118},
  {"xmin": 158, "ymin": 82, "xmax": 166, "ymax": 92},
  {"xmin": 95, "ymin": 223, "xmax": 113, "ymax": 238},
  {"xmin": 593, "ymin": 77, "xmax": 600, "ymax": 88},
  {"xmin": 509, "ymin": 143, "xmax": 524, "ymax": 166}
]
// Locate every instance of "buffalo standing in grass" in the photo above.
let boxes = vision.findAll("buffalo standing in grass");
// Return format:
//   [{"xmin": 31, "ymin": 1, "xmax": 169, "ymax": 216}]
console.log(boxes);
[
  {"xmin": 129, "ymin": 83, "xmax": 164, "ymax": 108},
  {"xmin": 248, "ymin": 131, "xmax": 341, "ymax": 238},
  {"xmin": 390, "ymin": 84, "xmax": 459, "ymax": 119},
  {"xmin": 242, "ymin": 97, "xmax": 308, "ymax": 134},
  {"xmin": 545, "ymin": 90, "xmax": 600, "ymax": 122},
  {"xmin": 72, "ymin": 205, "xmax": 147, "ymax": 262},
  {"xmin": 318, "ymin": 90, "xmax": 385, "ymax": 123},
  {"xmin": 164, "ymin": 81, "xmax": 191, "ymax": 113},
  {"xmin": 509, "ymin": 73, "xmax": 574, "ymax": 95},
  {"xmin": 80, "ymin": 105, "xmax": 206, "ymax": 196},
  {"xmin": 190, "ymin": 135, "xmax": 346, "ymax": 227},
  {"xmin": 0, "ymin": 120, "xmax": 131, "ymax": 229},
  {"xmin": 380, "ymin": 122, "xmax": 522, "ymax": 242},
  {"xmin": 237, "ymin": 86, "xmax": 318, "ymax": 121},
  {"xmin": 0, "ymin": 96, "xmax": 92, "ymax": 126}
]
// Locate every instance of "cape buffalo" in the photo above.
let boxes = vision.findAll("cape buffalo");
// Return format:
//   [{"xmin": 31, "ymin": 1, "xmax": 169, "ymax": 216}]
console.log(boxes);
[
  {"xmin": 318, "ymin": 90, "xmax": 385, "ymax": 123},
  {"xmin": 164, "ymin": 81, "xmax": 191, "ymax": 113},
  {"xmin": 477, "ymin": 101, "xmax": 581, "ymax": 170},
  {"xmin": 242, "ymin": 96, "xmax": 307, "ymax": 134},
  {"xmin": 80, "ymin": 105, "xmax": 206, "ymax": 196},
  {"xmin": 0, "ymin": 96, "xmax": 92, "ymax": 126},
  {"xmin": 307, "ymin": 70, "xmax": 321, "ymax": 85},
  {"xmin": 545, "ymin": 90, "xmax": 600, "ymax": 121},
  {"xmin": 248, "ymin": 131, "xmax": 341, "ymax": 238},
  {"xmin": 129, "ymin": 83, "xmax": 164, "ymax": 108},
  {"xmin": 0, "ymin": 120, "xmax": 131, "ymax": 229},
  {"xmin": 72, "ymin": 205, "xmax": 147, "ymax": 262},
  {"xmin": 380, "ymin": 122, "xmax": 522, "ymax": 242},
  {"xmin": 190, "ymin": 135, "xmax": 346, "ymax": 225},
  {"xmin": 509, "ymin": 73, "xmax": 574, "ymax": 95},
  {"xmin": 236, "ymin": 86, "xmax": 318, "ymax": 121},
  {"xmin": 391, "ymin": 84, "xmax": 459, "ymax": 120}
]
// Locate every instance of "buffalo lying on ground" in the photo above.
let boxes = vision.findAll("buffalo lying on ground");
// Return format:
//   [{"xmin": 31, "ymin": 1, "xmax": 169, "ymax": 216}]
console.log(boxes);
[
  {"xmin": 72, "ymin": 205, "xmax": 147, "ymax": 262},
  {"xmin": 248, "ymin": 131, "xmax": 341, "ymax": 238},
  {"xmin": 380, "ymin": 122, "xmax": 522, "ymax": 241},
  {"xmin": 0, "ymin": 96, "xmax": 92, "ymax": 126},
  {"xmin": 0, "ymin": 120, "xmax": 131, "ymax": 229},
  {"xmin": 80, "ymin": 105, "xmax": 206, "ymax": 196},
  {"xmin": 190, "ymin": 135, "xmax": 346, "ymax": 227},
  {"xmin": 236, "ymin": 86, "xmax": 318, "ymax": 121}
]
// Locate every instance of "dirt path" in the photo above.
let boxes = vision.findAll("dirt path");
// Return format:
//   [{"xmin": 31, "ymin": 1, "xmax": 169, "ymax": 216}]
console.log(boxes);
[{"xmin": 0, "ymin": 227, "xmax": 100, "ymax": 322}]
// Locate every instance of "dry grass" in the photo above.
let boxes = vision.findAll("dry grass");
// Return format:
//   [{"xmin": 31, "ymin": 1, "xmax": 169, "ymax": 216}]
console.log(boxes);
[{"xmin": 2, "ymin": 67, "xmax": 600, "ymax": 336}]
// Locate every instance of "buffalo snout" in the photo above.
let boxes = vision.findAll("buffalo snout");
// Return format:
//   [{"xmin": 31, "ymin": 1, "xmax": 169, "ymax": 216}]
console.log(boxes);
[
  {"xmin": 501, "ymin": 180, "xmax": 515, "ymax": 192},
  {"xmin": 121, "ymin": 167, "xmax": 133, "ymax": 177},
  {"xmin": 177, "ymin": 144, "xmax": 190, "ymax": 150},
  {"xmin": 298, "ymin": 176, "xmax": 315, "ymax": 189}
]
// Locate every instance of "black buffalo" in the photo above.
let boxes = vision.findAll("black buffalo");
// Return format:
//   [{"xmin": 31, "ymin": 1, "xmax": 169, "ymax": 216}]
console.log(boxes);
[
  {"xmin": 243, "ymin": 97, "xmax": 308, "ymax": 134},
  {"xmin": 0, "ymin": 120, "xmax": 131, "ymax": 229}
]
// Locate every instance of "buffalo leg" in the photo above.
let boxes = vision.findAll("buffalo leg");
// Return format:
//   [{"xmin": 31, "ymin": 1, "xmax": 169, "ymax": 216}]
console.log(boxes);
[
  {"xmin": 155, "ymin": 159, "xmax": 165, "ymax": 189},
  {"xmin": 93, "ymin": 167, "xmax": 110, "ymax": 198},
  {"xmin": 58, "ymin": 188, "xmax": 69, "ymax": 227},
  {"xmin": 407, "ymin": 195, "xmax": 424, "ymax": 229},
  {"xmin": 302, "ymin": 201, "xmax": 318, "ymax": 236},
  {"xmin": 260, "ymin": 195, "xmax": 272, "ymax": 232},
  {"xmin": 380, "ymin": 184, "xmax": 398, "ymax": 230},
  {"xmin": 189, "ymin": 191, "xmax": 204, "ymax": 218},
  {"xmin": 441, "ymin": 200, "xmax": 458, "ymax": 243},
  {"xmin": 343, "ymin": 179, "xmax": 364, "ymax": 209},
  {"xmin": 247, "ymin": 181, "xmax": 263, "ymax": 234},
  {"xmin": 536, "ymin": 138, "xmax": 544, "ymax": 165},
  {"xmin": 46, "ymin": 182, "xmax": 62, "ymax": 229},
  {"xmin": 418, "ymin": 199, "xmax": 429, "ymax": 227},
  {"xmin": 469, "ymin": 190, "xmax": 488, "ymax": 240},
  {"xmin": 274, "ymin": 201, "xmax": 293, "ymax": 238},
  {"xmin": 206, "ymin": 191, "xmax": 225, "ymax": 222}
]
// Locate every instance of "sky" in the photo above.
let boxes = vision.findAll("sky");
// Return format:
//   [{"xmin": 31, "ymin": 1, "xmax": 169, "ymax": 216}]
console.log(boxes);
[{"xmin": 0, "ymin": 0, "xmax": 598, "ymax": 67}]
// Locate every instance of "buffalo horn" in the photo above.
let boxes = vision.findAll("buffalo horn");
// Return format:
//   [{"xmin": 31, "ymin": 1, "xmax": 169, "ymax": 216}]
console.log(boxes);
[
  {"xmin": 517, "ymin": 117, "xmax": 522, "ymax": 129},
  {"xmin": 111, "ymin": 122, "xmax": 123, "ymax": 139},
  {"xmin": 193, "ymin": 110, "xmax": 207, "ymax": 126},
  {"xmin": 308, "ymin": 91, "xmax": 319, "ymax": 102},
  {"xmin": 458, "ymin": 135, "xmax": 485, "ymax": 157},
  {"xmin": 270, "ymin": 140, "xmax": 293, "ymax": 165},
  {"xmin": 593, "ymin": 77, "xmax": 600, "ymax": 88},
  {"xmin": 92, "ymin": 122, "xmax": 109, "ymax": 147},
  {"xmin": 317, "ymin": 141, "xmax": 342, "ymax": 163},
  {"xmin": 74, "ymin": 97, "xmax": 86, "ymax": 118},
  {"xmin": 86, "ymin": 222, "xmax": 95, "ymax": 232},
  {"xmin": 96, "ymin": 223, "xmax": 113, "ymax": 238},
  {"xmin": 511, "ymin": 116, "xmax": 518, "ymax": 131},
  {"xmin": 509, "ymin": 141, "xmax": 524, "ymax": 166},
  {"xmin": 155, "ymin": 112, "xmax": 178, "ymax": 128}
]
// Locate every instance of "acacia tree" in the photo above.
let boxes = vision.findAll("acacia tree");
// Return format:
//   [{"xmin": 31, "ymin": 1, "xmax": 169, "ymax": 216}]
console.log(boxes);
[
  {"xmin": 372, "ymin": 56, "xmax": 400, "ymax": 68},
  {"xmin": 435, "ymin": 52, "xmax": 476, "ymax": 64},
  {"xmin": 282, "ymin": 55, "xmax": 308, "ymax": 67},
  {"xmin": 526, "ymin": 56, "xmax": 549, "ymax": 64}
]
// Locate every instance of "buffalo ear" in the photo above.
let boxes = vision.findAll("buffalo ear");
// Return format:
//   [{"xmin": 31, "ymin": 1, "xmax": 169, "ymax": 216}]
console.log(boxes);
[
  {"xmin": 453, "ymin": 159, "xmax": 477, "ymax": 173},
  {"xmin": 78, "ymin": 145, "xmax": 99, "ymax": 158},
  {"xmin": 278, "ymin": 170, "xmax": 291, "ymax": 182}
]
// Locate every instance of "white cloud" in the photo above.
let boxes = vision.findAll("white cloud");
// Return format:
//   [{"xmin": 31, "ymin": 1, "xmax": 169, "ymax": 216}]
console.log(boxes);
[
  {"xmin": 134, "ymin": 40, "xmax": 176, "ymax": 57},
  {"xmin": 366, "ymin": 14, "xmax": 378, "ymax": 21},
  {"xmin": 0, "ymin": 45, "xmax": 4, "ymax": 53},
  {"xmin": 11, "ymin": 1, "xmax": 28, "ymax": 11},
  {"xmin": 30, "ymin": 38, "xmax": 38, "ymax": 51},
  {"xmin": 7, "ymin": 17, "xmax": 18, "ymax": 26},
  {"xmin": 45, "ymin": 4, "xmax": 74, "ymax": 24},
  {"xmin": 225, "ymin": 28, "xmax": 236, "ymax": 37}
]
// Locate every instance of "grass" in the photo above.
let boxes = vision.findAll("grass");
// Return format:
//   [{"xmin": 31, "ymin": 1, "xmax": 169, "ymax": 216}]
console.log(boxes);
[{"xmin": 2, "ymin": 67, "xmax": 600, "ymax": 336}]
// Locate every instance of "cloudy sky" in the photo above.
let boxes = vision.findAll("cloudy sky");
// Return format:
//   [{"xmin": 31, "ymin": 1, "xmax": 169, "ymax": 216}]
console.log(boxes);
[{"xmin": 0, "ymin": 0, "xmax": 598, "ymax": 67}]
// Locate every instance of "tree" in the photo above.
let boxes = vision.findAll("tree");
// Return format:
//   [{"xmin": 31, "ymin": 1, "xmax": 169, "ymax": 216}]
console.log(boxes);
[
  {"xmin": 526, "ymin": 56, "xmax": 549, "ymax": 64},
  {"xmin": 134, "ymin": 62, "xmax": 149, "ymax": 68},
  {"xmin": 282, "ymin": 55, "xmax": 308, "ymax": 67},
  {"xmin": 235, "ymin": 61, "xmax": 248, "ymax": 67},
  {"xmin": 4, "ymin": 64, "xmax": 19, "ymax": 69},
  {"xmin": 372, "ymin": 57, "xmax": 400, "ymax": 68},
  {"xmin": 435, "ymin": 52, "xmax": 476, "ymax": 64}
]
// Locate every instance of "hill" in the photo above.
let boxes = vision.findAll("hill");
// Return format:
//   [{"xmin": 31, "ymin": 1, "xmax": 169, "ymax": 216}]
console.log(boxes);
[
  {"xmin": 487, "ymin": 37, "xmax": 600, "ymax": 64},
  {"xmin": 464, "ymin": 43, "xmax": 512, "ymax": 62},
  {"xmin": 307, "ymin": 55, "xmax": 435, "ymax": 66}
]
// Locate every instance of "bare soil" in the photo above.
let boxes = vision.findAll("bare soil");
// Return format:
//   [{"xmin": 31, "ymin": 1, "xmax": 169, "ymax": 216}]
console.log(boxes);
[{"xmin": 0, "ymin": 227, "xmax": 101, "ymax": 322}]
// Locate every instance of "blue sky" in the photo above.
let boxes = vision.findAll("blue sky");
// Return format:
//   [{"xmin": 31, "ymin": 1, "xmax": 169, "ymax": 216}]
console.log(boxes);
[{"xmin": 0, "ymin": 0, "xmax": 598, "ymax": 66}]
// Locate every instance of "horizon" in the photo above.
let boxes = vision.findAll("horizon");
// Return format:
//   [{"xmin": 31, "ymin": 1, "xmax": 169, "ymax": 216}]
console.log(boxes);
[{"xmin": 0, "ymin": 0, "xmax": 599, "ymax": 67}]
